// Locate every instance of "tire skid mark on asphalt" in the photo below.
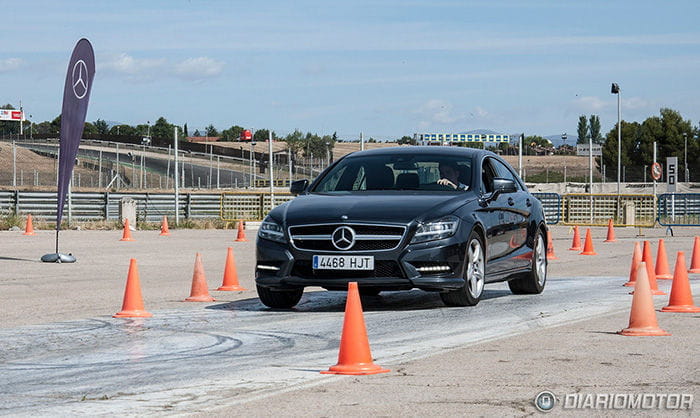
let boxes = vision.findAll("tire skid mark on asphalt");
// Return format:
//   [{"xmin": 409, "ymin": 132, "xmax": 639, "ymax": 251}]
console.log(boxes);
[{"xmin": 0, "ymin": 276, "xmax": 696, "ymax": 416}]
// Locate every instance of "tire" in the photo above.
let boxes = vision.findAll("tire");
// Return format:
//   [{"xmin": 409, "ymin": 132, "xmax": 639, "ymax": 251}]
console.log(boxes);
[
  {"xmin": 256, "ymin": 285, "xmax": 303, "ymax": 309},
  {"xmin": 508, "ymin": 228, "xmax": 547, "ymax": 294},
  {"xmin": 440, "ymin": 231, "xmax": 485, "ymax": 307}
]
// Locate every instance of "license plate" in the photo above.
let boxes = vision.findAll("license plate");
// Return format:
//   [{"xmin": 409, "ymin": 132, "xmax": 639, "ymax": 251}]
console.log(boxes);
[{"xmin": 312, "ymin": 255, "xmax": 374, "ymax": 270}]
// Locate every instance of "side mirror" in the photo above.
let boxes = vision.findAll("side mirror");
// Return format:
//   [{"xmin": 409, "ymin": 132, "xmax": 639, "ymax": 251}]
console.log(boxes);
[
  {"xmin": 290, "ymin": 179, "xmax": 309, "ymax": 195},
  {"xmin": 493, "ymin": 178, "xmax": 517, "ymax": 194}
]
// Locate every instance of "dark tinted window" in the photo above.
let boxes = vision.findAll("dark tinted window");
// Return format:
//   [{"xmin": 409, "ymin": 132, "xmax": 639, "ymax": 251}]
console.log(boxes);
[
  {"xmin": 490, "ymin": 158, "xmax": 520, "ymax": 190},
  {"xmin": 313, "ymin": 154, "xmax": 473, "ymax": 192}
]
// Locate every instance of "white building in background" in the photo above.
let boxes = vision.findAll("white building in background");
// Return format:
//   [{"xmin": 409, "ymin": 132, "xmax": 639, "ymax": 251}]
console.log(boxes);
[{"xmin": 417, "ymin": 130, "xmax": 511, "ymax": 144}]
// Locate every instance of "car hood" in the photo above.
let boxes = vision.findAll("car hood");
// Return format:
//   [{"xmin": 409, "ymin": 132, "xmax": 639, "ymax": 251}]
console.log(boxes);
[{"xmin": 276, "ymin": 192, "xmax": 477, "ymax": 226}]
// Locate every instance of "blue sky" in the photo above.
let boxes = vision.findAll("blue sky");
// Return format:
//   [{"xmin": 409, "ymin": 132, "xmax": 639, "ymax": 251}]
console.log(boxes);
[{"xmin": 2, "ymin": 1, "xmax": 699, "ymax": 140}]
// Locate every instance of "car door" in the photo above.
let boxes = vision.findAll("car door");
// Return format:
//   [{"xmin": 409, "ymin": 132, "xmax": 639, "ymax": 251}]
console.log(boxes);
[
  {"xmin": 478, "ymin": 157, "xmax": 514, "ymax": 274},
  {"xmin": 489, "ymin": 157, "xmax": 532, "ymax": 270}
]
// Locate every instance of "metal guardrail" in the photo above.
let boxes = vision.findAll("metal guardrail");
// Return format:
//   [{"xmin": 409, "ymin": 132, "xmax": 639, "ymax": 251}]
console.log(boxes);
[
  {"xmin": 7, "ymin": 190, "xmax": 694, "ymax": 227},
  {"xmin": 0, "ymin": 191, "xmax": 240, "ymax": 223},
  {"xmin": 561, "ymin": 193, "xmax": 655, "ymax": 227},
  {"xmin": 532, "ymin": 193, "xmax": 561, "ymax": 225},
  {"xmin": 658, "ymin": 193, "xmax": 700, "ymax": 226}
]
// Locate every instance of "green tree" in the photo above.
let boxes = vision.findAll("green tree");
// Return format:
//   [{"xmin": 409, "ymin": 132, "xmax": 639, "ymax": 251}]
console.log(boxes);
[
  {"xmin": 34, "ymin": 120, "xmax": 57, "ymax": 135},
  {"xmin": 93, "ymin": 119, "xmax": 109, "ymax": 134},
  {"xmin": 577, "ymin": 115, "xmax": 589, "ymax": 144},
  {"xmin": 589, "ymin": 115, "xmax": 603, "ymax": 144},
  {"xmin": 0, "ymin": 104, "xmax": 19, "ymax": 137},
  {"xmin": 601, "ymin": 120, "xmax": 640, "ymax": 179},
  {"xmin": 397, "ymin": 135, "xmax": 417, "ymax": 145},
  {"xmin": 192, "ymin": 129, "xmax": 202, "ymax": 137},
  {"xmin": 601, "ymin": 108, "xmax": 697, "ymax": 181},
  {"xmin": 221, "ymin": 125, "xmax": 244, "ymax": 141},
  {"xmin": 205, "ymin": 124, "xmax": 219, "ymax": 137},
  {"xmin": 253, "ymin": 128, "xmax": 278, "ymax": 142},
  {"xmin": 50, "ymin": 115, "xmax": 62, "ymax": 133},
  {"xmin": 83, "ymin": 122, "xmax": 98, "ymax": 135},
  {"xmin": 284, "ymin": 129, "xmax": 305, "ymax": 157},
  {"xmin": 151, "ymin": 117, "xmax": 175, "ymax": 139},
  {"xmin": 183, "ymin": 123, "xmax": 188, "ymax": 137},
  {"xmin": 109, "ymin": 124, "xmax": 138, "ymax": 136}
]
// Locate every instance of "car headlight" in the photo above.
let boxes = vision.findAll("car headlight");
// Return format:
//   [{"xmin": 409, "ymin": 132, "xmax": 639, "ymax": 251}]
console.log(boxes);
[
  {"xmin": 258, "ymin": 218, "xmax": 286, "ymax": 243},
  {"xmin": 411, "ymin": 216, "xmax": 460, "ymax": 244}
]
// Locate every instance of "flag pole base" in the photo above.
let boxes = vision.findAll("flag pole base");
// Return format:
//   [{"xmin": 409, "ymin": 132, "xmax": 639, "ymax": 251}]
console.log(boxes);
[{"xmin": 41, "ymin": 253, "xmax": 76, "ymax": 263}]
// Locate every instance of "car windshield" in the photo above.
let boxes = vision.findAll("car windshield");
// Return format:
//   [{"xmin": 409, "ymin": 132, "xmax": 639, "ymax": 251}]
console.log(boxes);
[{"xmin": 312, "ymin": 154, "xmax": 473, "ymax": 192}]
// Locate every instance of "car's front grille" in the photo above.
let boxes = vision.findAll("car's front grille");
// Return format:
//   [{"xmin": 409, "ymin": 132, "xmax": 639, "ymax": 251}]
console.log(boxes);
[
  {"xmin": 289, "ymin": 223, "xmax": 406, "ymax": 252},
  {"xmin": 291, "ymin": 260, "xmax": 404, "ymax": 279}
]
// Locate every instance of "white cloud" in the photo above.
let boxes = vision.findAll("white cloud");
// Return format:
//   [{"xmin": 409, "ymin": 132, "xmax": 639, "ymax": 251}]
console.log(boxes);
[
  {"xmin": 623, "ymin": 97, "xmax": 653, "ymax": 110},
  {"xmin": 0, "ymin": 58, "xmax": 24, "ymax": 72},
  {"xmin": 418, "ymin": 99, "xmax": 463, "ymax": 125},
  {"xmin": 100, "ymin": 53, "xmax": 166, "ymax": 81},
  {"xmin": 173, "ymin": 57, "xmax": 224, "ymax": 80},
  {"xmin": 571, "ymin": 96, "xmax": 609, "ymax": 113}
]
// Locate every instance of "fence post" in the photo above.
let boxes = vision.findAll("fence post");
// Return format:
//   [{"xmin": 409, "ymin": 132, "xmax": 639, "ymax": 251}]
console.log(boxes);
[
  {"xmin": 13, "ymin": 190, "xmax": 19, "ymax": 215},
  {"xmin": 259, "ymin": 193, "xmax": 265, "ymax": 220},
  {"xmin": 105, "ymin": 192, "xmax": 110, "ymax": 220},
  {"xmin": 186, "ymin": 193, "xmax": 192, "ymax": 219}
]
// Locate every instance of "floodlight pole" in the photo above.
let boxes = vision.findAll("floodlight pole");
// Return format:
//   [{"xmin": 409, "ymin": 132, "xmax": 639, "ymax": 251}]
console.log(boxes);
[
  {"xmin": 174, "ymin": 126, "xmax": 179, "ymax": 225},
  {"xmin": 683, "ymin": 132, "xmax": 690, "ymax": 184},
  {"xmin": 518, "ymin": 133, "xmax": 523, "ymax": 178},
  {"xmin": 611, "ymin": 83, "xmax": 621, "ymax": 195},
  {"xmin": 269, "ymin": 130, "xmax": 274, "ymax": 208}
]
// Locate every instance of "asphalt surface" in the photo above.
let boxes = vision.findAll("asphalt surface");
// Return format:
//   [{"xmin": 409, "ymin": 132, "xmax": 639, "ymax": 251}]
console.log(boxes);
[{"xmin": 0, "ymin": 225, "xmax": 698, "ymax": 415}]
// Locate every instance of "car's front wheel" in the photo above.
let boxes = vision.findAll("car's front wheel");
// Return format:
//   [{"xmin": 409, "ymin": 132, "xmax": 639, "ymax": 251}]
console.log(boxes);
[
  {"xmin": 440, "ymin": 231, "xmax": 485, "ymax": 307},
  {"xmin": 508, "ymin": 228, "xmax": 547, "ymax": 294},
  {"xmin": 256, "ymin": 285, "xmax": 303, "ymax": 309}
]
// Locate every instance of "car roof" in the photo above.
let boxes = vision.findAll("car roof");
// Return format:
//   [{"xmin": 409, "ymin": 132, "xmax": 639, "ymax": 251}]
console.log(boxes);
[{"xmin": 343, "ymin": 146, "xmax": 495, "ymax": 159}]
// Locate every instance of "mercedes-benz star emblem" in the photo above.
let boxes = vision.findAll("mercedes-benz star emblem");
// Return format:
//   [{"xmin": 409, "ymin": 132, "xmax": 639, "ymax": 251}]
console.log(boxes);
[
  {"xmin": 331, "ymin": 226, "xmax": 355, "ymax": 250},
  {"xmin": 72, "ymin": 60, "xmax": 89, "ymax": 99}
]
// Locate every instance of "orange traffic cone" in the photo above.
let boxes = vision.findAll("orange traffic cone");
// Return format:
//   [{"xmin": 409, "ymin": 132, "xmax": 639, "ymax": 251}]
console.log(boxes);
[
  {"xmin": 632, "ymin": 241, "xmax": 665, "ymax": 296},
  {"xmin": 120, "ymin": 218, "xmax": 135, "ymax": 241},
  {"xmin": 579, "ymin": 228, "xmax": 597, "ymax": 255},
  {"xmin": 321, "ymin": 282, "xmax": 390, "ymax": 375},
  {"xmin": 113, "ymin": 259, "xmax": 152, "ymax": 318},
  {"xmin": 23, "ymin": 214, "xmax": 36, "ymax": 236},
  {"xmin": 184, "ymin": 253, "xmax": 216, "ymax": 302},
  {"xmin": 690, "ymin": 236, "xmax": 700, "ymax": 274},
  {"xmin": 235, "ymin": 220, "xmax": 248, "ymax": 242},
  {"xmin": 546, "ymin": 230, "xmax": 557, "ymax": 260},
  {"xmin": 568, "ymin": 225, "xmax": 582, "ymax": 251},
  {"xmin": 623, "ymin": 242, "xmax": 642, "ymax": 287},
  {"xmin": 655, "ymin": 239, "xmax": 673, "ymax": 280},
  {"xmin": 160, "ymin": 216, "xmax": 170, "ymax": 236},
  {"xmin": 217, "ymin": 247, "xmax": 247, "ymax": 291},
  {"xmin": 604, "ymin": 219, "xmax": 617, "ymax": 242},
  {"xmin": 619, "ymin": 262, "xmax": 671, "ymax": 336},
  {"xmin": 661, "ymin": 252, "xmax": 700, "ymax": 313}
]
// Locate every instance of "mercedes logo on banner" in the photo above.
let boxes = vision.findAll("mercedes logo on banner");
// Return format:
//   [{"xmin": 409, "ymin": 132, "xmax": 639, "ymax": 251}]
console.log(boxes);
[
  {"xmin": 331, "ymin": 226, "xmax": 355, "ymax": 250},
  {"xmin": 72, "ymin": 60, "xmax": 89, "ymax": 99}
]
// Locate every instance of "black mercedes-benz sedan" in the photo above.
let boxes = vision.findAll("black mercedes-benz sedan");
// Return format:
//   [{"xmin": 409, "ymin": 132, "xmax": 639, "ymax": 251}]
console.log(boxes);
[{"xmin": 255, "ymin": 146, "xmax": 548, "ymax": 308}]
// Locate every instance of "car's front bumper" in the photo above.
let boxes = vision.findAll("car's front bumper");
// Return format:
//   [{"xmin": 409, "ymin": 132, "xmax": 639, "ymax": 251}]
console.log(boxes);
[{"xmin": 255, "ymin": 234, "xmax": 468, "ymax": 292}]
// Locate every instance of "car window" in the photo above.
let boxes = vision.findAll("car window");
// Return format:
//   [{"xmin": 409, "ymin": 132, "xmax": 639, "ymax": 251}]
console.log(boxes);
[
  {"xmin": 490, "ymin": 158, "xmax": 521, "ymax": 190},
  {"xmin": 312, "ymin": 154, "xmax": 473, "ymax": 192},
  {"xmin": 316, "ymin": 165, "xmax": 347, "ymax": 192},
  {"xmin": 481, "ymin": 158, "xmax": 498, "ymax": 193}
]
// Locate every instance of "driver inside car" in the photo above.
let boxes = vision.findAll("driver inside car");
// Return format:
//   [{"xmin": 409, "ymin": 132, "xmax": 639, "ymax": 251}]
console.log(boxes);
[{"xmin": 438, "ymin": 161, "xmax": 469, "ymax": 190}]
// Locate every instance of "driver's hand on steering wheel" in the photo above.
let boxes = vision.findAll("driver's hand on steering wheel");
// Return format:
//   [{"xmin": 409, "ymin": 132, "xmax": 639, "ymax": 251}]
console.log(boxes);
[{"xmin": 437, "ymin": 178, "xmax": 457, "ymax": 189}]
